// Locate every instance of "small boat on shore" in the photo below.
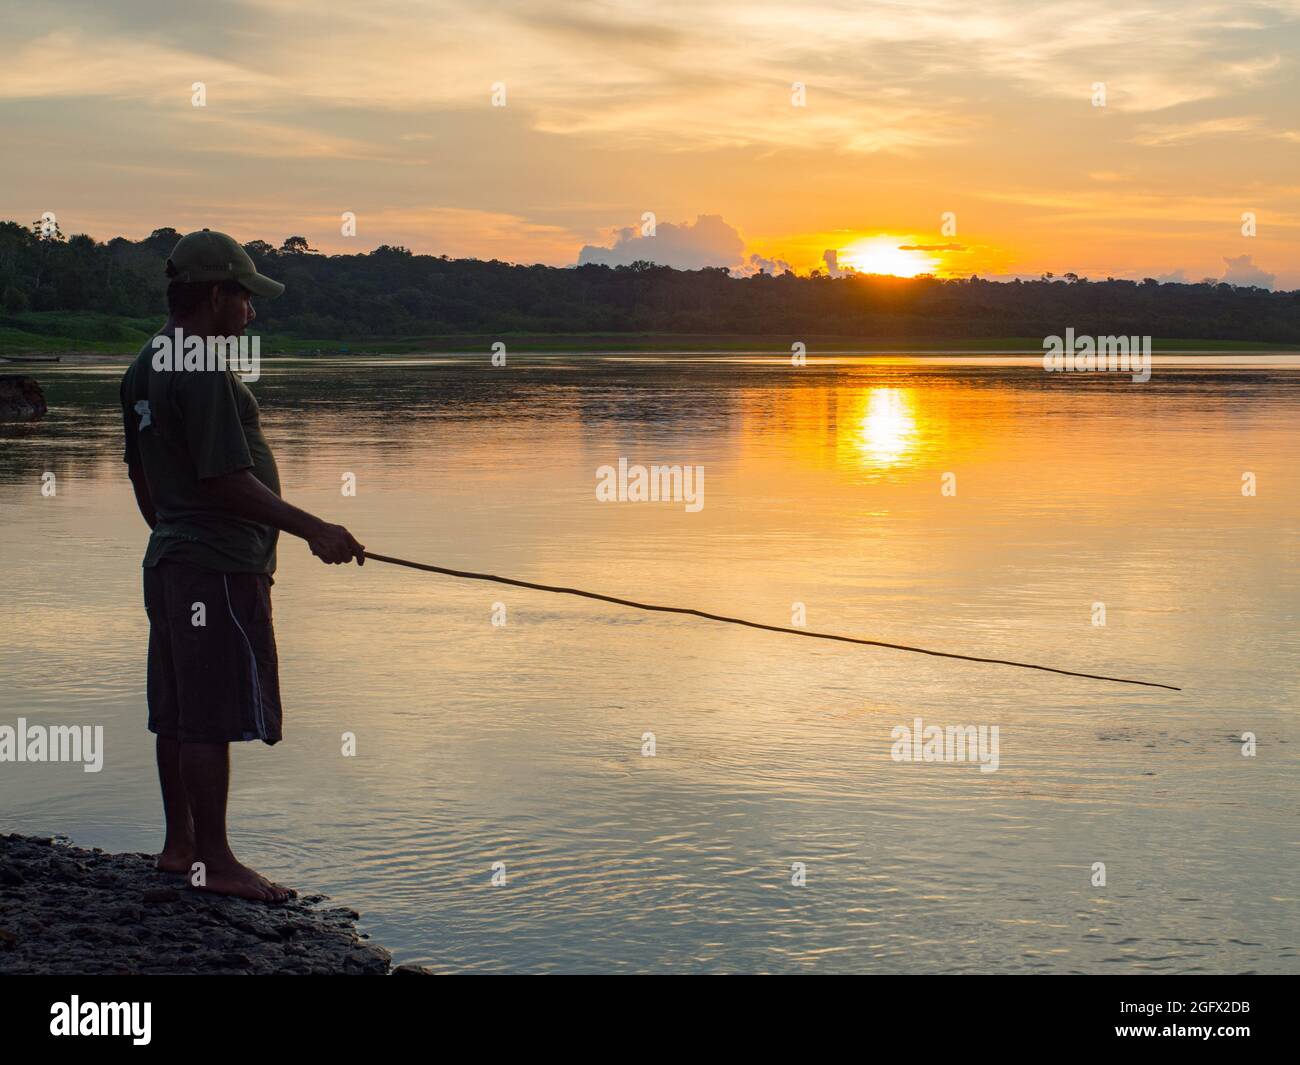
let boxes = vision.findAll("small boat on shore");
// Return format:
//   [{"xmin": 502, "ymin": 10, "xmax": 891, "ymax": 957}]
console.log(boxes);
[{"xmin": 0, "ymin": 354, "xmax": 61, "ymax": 363}]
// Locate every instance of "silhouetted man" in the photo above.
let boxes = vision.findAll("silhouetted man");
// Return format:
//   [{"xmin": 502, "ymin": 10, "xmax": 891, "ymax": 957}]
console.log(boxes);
[{"xmin": 120, "ymin": 229, "xmax": 365, "ymax": 902}]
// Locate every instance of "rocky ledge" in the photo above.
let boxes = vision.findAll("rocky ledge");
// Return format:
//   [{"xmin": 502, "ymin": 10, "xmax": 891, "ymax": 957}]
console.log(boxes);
[{"xmin": 0, "ymin": 833, "xmax": 430, "ymax": 975}]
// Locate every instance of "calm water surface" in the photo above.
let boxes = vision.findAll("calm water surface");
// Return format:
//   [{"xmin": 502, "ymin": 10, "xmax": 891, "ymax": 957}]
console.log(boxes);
[{"xmin": 1, "ymin": 354, "xmax": 1297, "ymax": 972}]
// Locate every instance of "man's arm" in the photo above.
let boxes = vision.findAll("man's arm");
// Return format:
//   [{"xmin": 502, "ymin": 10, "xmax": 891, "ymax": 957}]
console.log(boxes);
[
  {"xmin": 127, "ymin": 461, "xmax": 157, "ymax": 529},
  {"xmin": 201, "ymin": 469, "xmax": 365, "ymax": 565}
]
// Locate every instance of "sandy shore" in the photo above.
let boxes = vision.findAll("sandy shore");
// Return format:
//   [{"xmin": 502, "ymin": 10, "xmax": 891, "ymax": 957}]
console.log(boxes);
[{"xmin": 0, "ymin": 833, "xmax": 429, "ymax": 975}]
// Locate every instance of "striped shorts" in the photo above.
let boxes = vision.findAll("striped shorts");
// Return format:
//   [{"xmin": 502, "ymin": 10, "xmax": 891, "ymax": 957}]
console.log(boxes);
[{"xmin": 143, "ymin": 559, "xmax": 282, "ymax": 745}]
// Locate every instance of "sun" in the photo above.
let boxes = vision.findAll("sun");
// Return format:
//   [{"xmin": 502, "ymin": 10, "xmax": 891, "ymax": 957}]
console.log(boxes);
[{"xmin": 838, "ymin": 237, "xmax": 937, "ymax": 278}]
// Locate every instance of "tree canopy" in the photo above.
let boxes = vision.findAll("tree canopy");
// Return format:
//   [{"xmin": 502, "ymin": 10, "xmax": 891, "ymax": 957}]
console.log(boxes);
[{"xmin": 1, "ymin": 220, "xmax": 1295, "ymax": 342}]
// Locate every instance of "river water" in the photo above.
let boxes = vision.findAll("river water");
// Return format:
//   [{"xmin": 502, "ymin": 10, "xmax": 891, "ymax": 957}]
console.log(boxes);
[{"xmin": 1, "ymin": 354, "xmax": 1296, "ymax": 972}]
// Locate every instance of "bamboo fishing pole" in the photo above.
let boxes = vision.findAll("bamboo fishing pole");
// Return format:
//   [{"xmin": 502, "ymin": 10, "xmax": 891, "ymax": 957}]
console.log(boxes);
[{"xmin": 362, "ymin": 551, "xmax": 1181, "ymax": 692}]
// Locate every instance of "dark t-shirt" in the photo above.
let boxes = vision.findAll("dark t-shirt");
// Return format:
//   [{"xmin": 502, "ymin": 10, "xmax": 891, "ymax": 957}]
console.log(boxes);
[{"xmin": 120, "ymin": 337, "xmax": 281, "ymax": 574}]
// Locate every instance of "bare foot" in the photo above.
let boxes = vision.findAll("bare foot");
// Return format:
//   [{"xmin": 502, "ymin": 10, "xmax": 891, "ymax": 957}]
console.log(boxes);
[
  {"xmin": 191, "ymin": 861, "xmax": 293, "ymax": 903},
  {"xmin": 156, "ymin": 845, "xmax": 195, "ymax": 874}
]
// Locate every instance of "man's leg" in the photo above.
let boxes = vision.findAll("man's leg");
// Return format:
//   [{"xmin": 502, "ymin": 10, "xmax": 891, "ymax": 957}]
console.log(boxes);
[
  {"xmin": 155, "ymin": 735, "xmax": 195, "ymax": 873},
  {"xmin": 179, "ymin": 740, "xmax": 289, "ymax": 902},
  {"xmin": 146, "ymin": 565, "xmax": 194, "ymax": 873}
]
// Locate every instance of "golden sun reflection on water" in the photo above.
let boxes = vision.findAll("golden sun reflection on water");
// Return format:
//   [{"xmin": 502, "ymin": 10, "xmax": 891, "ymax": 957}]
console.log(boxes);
[{"xmin": 854, "ymin": 387, "xmax": 919, "ymax": 465}]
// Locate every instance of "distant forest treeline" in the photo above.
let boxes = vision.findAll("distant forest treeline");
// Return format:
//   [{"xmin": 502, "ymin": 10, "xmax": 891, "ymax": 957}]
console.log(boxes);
[{"xmin": 2, "ymin": 221, "xmax": 1298, "ymax": 342}]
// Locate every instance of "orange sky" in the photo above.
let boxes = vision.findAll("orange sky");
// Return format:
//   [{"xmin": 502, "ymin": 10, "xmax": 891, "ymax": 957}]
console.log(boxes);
[{"xmin": 1, "ymin": 0, "xmax": 1296, "ymax": 287}]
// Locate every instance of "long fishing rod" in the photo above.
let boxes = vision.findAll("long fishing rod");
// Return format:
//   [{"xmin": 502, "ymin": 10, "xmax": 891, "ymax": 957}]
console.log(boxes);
[{"xmin": 362, "ymin": 552, "xmax": 1181, "ymax": 692}]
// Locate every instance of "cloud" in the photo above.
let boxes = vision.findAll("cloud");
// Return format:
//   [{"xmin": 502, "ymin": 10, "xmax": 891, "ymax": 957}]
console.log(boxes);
[
  {"xmin": 899, "ymin": 243, "xmax": 965, "ymax": 251},
  {"xmin": 577, "ymin": 214, "xmax": 745, "ymax": 270},
  {"xmin": 739, "ymin": 252, "xmax": 792, "ymax": 276},
  {"xmin": 821, "ymin": 249, "xmax": 848, "ymax": 277},
  {"xmin": 2, "ymin": 0, "xmax": 1298, "ymax": 286},
  {"xmin": 0, "ymin": 28, "xmax": 273, "ymax": 102},
  {"xmin": 1132, "ymin": 116, "xmax": 1268, "ymax": 147},
  {"xmin": 1133, "ymin": 114, "xmax": 1300, "ymax": 149},
  {"xmin": 12, "ymin": 0, "xmax": 1288, "ymax": 147},
  {"xmin": 1220, "ymin": 254, "xmax": 1276, "ymax": 289}
]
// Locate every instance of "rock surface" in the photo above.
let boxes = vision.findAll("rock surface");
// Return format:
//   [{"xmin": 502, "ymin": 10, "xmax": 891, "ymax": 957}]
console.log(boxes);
[
  {"xmin": 0, "ymin": 833, "xmax": 423, "ymax": 975},
  {"xmin": 0, "ymin": 375, "xmax": 48, "ymax": 422}
]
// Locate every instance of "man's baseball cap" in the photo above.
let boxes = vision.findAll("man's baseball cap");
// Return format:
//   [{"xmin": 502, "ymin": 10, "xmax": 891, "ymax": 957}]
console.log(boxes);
[{"xmin": 165, "ymin": 229, "xmax": 285, "ymax": 297}]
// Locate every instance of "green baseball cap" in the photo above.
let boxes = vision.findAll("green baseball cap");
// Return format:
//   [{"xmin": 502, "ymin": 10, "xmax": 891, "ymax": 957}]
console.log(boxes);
[{"xmin": 165, "ymin": 228, "xmax": 284, "ymax": 297}]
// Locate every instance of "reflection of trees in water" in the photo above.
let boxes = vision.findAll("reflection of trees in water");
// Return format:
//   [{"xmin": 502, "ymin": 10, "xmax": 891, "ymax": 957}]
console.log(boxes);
[
  {"xmin": 1, "ymin": 362, "xmax": 1294, "ymax": 488},
  {"xmin": 0, "ymin": 372, "xmax": 129, "ymax": 485},
  {"xmin": 0, "ymin": 362, "xmax": 736, "ymax": 485}
]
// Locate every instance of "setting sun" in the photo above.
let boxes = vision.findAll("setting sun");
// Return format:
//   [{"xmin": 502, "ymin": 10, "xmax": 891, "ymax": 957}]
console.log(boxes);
[{"xmin": 839, "ymin": 237, "xmax": 937, "ymax": 277}]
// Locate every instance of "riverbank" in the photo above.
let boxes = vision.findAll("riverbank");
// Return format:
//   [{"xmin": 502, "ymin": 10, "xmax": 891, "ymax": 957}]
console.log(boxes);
[
  {"xmin": 2, "ymin": 312, "xmax": 1296, "ymax": 359},
  {"xmin": 7, "ymin": 342, "xmax": 1300, "ymax": 368},
  {"xmin": 0, "ymin": 833, "xmax": 428, "ymax": 975}
]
